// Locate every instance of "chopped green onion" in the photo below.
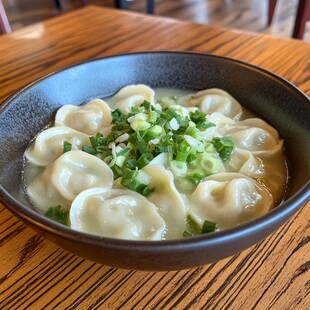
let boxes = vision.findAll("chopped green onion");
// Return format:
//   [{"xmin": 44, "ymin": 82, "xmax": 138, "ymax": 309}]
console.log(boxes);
[
  {"xmin": 201, "ymin": 220, "xmax": 217, "ymax": 234},
  {"xmin": 189, "ymin": 110, "xmax": 216, "ymax": 130},
  {"xmin": 127, "ymin": 159, "xmax": 138, "ymax": 169},
  {"xmin": 88, "ymin": 133, "xmax": 106, "ymax": 153},
  {"xmin": 63, "ymin": 141, "xmax": 72, "ymax": 153},
  {"xmin": 186, "ymin": 172, "xmax": 204, "ymax": 185},
  {"xmin": 115, "ymin": 156, "xmax": 126, "ymax": 167},
  {"xmin": 183, "ymin": 215, "xmax": 217, "ymax": 237},
  {"xmin": 45, "ymin": 205, "xmax": 69, "ymax": 225},
  {"xmin": 131, "ymin": 120, "xmax": 151, "ymax": 131},
  {"xmin": 141, "ymin": 100, "xmax": 151, "ymax": 110},
  {"xmin": 82, "ymin": 145, "xmax": 97, "ymax": 155},
  {"xmin": 200, "ymin": 155, "xmax": 222, "ymax": 174},
  {"xmin": 211, "ymin": 137, "xmax": 234, "ymax": 161},
  {"xmin": 148, "ymin": 111, "xmax": 158, "ymax": 123},
  {"xmin": 137, "ymin": 153, "xmax": 154, "ymax": 168},
  {"xmin": 183, "ymin": 230, "xmax": 194, "ymax": 238},
  {"xmin": 121, "ymin": 169, "xmax": 152, "ymax": 196},
  {"xmin": 144, "ymin": 125, "xmax": 163, "ymax": 140},
  {"xmin": 112, "ymin": 109, "xmax": 127, "ymax": 124},
  {"xmin": 79, "ymin": 94, "xmax": 235, "ymax": 199},
  {"xmin": 117, "ymin": 146, "xmax": 131, "ymax": 157},
  {"xmin": 170, "ymin": 160, "xmax": 187, "ymax": 177},
  {"xmin": 122, "ymin": 167, "xmax": 138, "ymax": 181},
  {"xmin": 205, "ymin": 142, "xmax": 216, "ymax": 153},
  {"xmin": 136, "ymin": 140, "xmax": 149, "ymax": 154},
  {"xmin": 186, "ymin": 214, "xmax": 201, "ymax": 235}
]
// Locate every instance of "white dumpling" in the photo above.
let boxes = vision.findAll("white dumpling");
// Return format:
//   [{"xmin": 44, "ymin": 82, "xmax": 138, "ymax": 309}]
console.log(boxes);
[
  {"xmin": 27, "ymin": 150, "xmax": 113, "ymax": 212},
  {"xmin": 112, "ymin": 84, "xmax": 155, "ymax": 114},
  {"xmin": 189, "ymin": 172, "xmax": 273, "ymax": 230},
  {"xmin": 180, "ymin": 89, "xmax": 242, "ymax": 120},
  {"xmin": 55, "ymin": 99, "xmax": 112, "ymax": 135},
  {"xmin": 142, "ymin": 164, "xmax": 188, "ymax": 239},
  {"xmin": 197, "ymin": 112, "xmax": 235, "ymax": 141},
  {"xmin": 25, "ymin": 126, "xmax": 91, "ymax": 166},
  {"xmin": 70, "ymin": 187, "xmax": 165, "ymax": 240},
  {"xmin": 224, "ymin": 147, "xmax": 265, "ymax": 178},
  {"xmin": 208, "ymin": 112, "xmax": 235, "ymax": 128},
  {"xmin": 219, "ymin": 118, "xmax": 283, "ymax": 155}
]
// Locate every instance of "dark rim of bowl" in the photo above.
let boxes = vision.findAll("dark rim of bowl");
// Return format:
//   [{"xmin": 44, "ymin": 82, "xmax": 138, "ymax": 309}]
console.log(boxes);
[{"xmin": 0, "ymin": 51, "xmax": 309, "ymax": 252}]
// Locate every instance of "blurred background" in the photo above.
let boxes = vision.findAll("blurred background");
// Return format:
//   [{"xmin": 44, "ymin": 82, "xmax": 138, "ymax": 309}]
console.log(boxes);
[{"xmin": 1, "ymin": 0, "xmax": 310, "ymax": 41}]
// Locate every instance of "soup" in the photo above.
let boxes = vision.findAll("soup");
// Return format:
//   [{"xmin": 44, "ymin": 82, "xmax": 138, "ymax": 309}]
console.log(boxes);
[{"xmin": 23, "ymin": 85, "xmax": 288, "ymax": 240}]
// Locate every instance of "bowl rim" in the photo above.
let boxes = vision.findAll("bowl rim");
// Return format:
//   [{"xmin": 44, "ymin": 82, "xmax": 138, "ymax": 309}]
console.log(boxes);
[{"xmin": 0, "ymin": 51, "xmax": 309, "ymax": 252}]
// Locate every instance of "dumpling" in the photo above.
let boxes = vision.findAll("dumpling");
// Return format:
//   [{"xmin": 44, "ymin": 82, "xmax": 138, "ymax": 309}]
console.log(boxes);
[
  {"xmin": 224, "ymin": 147, "xmax": 265, "ymax": 178},
  {"xmin": 111, "ymin": 84, "xmax": 155, "ymax": 114},
  {"xmin": 189, "ymin": 172, "xmax": 273, "ymax": 230},
  {"xmin": 179, "ymin": 89, "xmax": 242, "ymax": 120},
  {"xmin": 70, "ymin": 187, "xmax": 165, "ymax": 240},
  {"xmin": 142, "ymin": 164, "xmax": 188, "ymax": 239},
  {"xmin": 55, "ymin": 99, "xmax": 112, "ymax": 135},
  {"xmin": 25, "ymin": 126, "xmax": 91, "ymax": 166},
  {"xmin": 218, "ymin": 118, "xmax": 283, "ymax": 155},
  {"xmin": 199, "ymin": 112, "xmax": 235, "ymax": 141},
  {"xmin": 27, "ymin": 150, "xmax": 113, "ymax": 212}
]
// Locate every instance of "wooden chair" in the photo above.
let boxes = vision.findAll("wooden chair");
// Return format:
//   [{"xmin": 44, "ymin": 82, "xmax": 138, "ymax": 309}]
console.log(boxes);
[
  {"xmin": 268, "ymin": 0, "xmax": 310, "ymax": 39},
  {"xmin": 0, "ymin": 0, "xmax": 155, "ymax": 34},
  {"xmin": 0, "ymin": 0, "xmax": 61, "ymax": 34},
  {"xmin": 0, "ymin": 0, "xmax": 11, "ymax": 33}
]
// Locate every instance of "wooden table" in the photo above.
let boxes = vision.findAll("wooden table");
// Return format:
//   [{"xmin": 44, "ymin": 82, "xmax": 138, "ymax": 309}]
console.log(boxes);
[{"xmin": 1, "ymin": 6, "xmax": 309, "ymax": 309}]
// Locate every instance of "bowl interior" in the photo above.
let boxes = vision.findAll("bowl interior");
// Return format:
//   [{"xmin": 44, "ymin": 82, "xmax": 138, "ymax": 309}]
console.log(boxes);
[{"xmin": 0, "ymin": 52, "xmax": 309, "ymax": 270}]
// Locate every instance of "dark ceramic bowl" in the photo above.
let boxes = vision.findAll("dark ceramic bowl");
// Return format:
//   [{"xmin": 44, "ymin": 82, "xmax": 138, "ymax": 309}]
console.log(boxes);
[{"xmin": 0, "ymin": 52, "xmax": 309, "ymax": 271}]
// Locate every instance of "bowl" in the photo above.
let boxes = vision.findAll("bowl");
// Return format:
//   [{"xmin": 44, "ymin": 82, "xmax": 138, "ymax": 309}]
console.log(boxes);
[{"xmin": 0, "ymin": 51, "xmax": 309, "ymax": 271}]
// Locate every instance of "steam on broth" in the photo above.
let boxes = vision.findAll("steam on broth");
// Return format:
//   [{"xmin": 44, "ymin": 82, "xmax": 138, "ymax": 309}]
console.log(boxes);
[{"xmin": 23, "ymin": 85, "xmax": 288, "ymax": 240}]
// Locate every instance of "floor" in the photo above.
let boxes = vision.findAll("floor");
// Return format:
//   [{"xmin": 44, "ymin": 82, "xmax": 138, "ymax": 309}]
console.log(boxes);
[{"xmin": 2, "ymin": 0, "xmax": 310, "ymax": 41}]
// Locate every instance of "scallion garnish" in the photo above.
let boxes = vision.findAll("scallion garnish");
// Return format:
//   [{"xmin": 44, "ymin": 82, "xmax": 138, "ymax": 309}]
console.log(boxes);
[
  {"xmin": 63, "ymin": 141, "xmax": 72, "ymax": 153},
  {"xmin": 183, "ymin": 215, "xmax": 217, "ymax": 237},
  {"xmin": 211, "ymin": 136, "xmax": 234, "ymax": 161},
  {"xmin": 183, "ymin": 230, "xmax": 194, "ymax": 238},
  {"xmin": 201, "ymin": 220, "xmax": 218, "ymax": 234},
  {"xmin": 80, "ymin": 97, "xmax": 234, "ymax": 197},
  {"xmin": 45, "ymin": 205, "xmax": 69, "ymax": 225}
]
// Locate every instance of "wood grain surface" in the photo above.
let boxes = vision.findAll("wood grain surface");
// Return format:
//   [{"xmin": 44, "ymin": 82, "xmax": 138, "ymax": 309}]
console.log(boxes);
[{"xmin": 0, "ymin": 6, "xmax": 309, "ymax": 310}]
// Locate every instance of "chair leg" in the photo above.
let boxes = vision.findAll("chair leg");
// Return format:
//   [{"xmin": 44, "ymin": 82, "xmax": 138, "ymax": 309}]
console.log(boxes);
[
  {"xmin": 0, "ymin": 0, "xmax": 11, "ymax": 34},
  {"xmin": 53, "ymin": 0, "xmax": 62, "ymax": 10},
  {"xmin": 115, "ymin": 0, "xmax": 126, "ymax": 9},
  {"xmin": 292, "ymin": 0, "xmax": 310, "ymax": 39},
  {"xmin": 115, "ymin": 0, "xmax": 154, "ymax": 14},
  {"xmin": 146, "ymin": 0, "xmax": 154, "ymax": 14},
  {"xmin": 268, "ymin": 0, "xmax": 278, "ymax": 25}
]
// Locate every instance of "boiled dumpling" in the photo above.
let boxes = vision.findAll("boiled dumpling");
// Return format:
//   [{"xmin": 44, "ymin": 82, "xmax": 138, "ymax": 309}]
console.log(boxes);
[
  {"xmin": 224, "ymin": 147, "xmax": 265, "ymax": 178},
  {"xmin": 143, "ymin": 164, "xmax": 188, "ymax": 239},
  {"xmin": 194, "ymin": 112, "xmax": 235, "ymax": 141},
  {"xmin": 112, "ymin": 84, "xmax": 155, "ymax": 114},
  {"xmin": 25, "ymin": 126, "xmax": 91, "ymax": 166},
  {"xmin": 218, "ymin": 118, "xmax": 283, "ymax": 155},
  {"xmin": 189, "ymin": 172, "xmax": 273, "ymax": 230},
  {"xmin": 70, "ymin": 187, "xmax": 165, "ymax": 240},
  {"xmin": 180, "ymin": 89, "xmax": 242, "ymax": 120},
  {"xmin": 55, "ymin": 99, "xmax": 112, "ymax": 135},
  {"xmin": 27, "ymin": 150, "xmax": 113, "ymax": 212}
]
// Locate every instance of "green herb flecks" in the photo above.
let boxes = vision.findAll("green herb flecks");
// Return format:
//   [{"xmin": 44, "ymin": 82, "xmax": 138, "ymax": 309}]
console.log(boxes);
[
  {"xmin": 45, "ymin": 205, "xmax": 69, "ymax": 225},
  {"xmin": 81, "ymin": 98, "xmax": 234, "ymax": 196},
  {"xmin": 211, "ymin": 136, "xmax": 234, "ymax": 161},
  {"xmin": 63, "ymin": 141, "xmax": 72, "ymax": 153},
  {"xmin": 183, "ymin": 215, "xmax": 217, "ymax": 237}
]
